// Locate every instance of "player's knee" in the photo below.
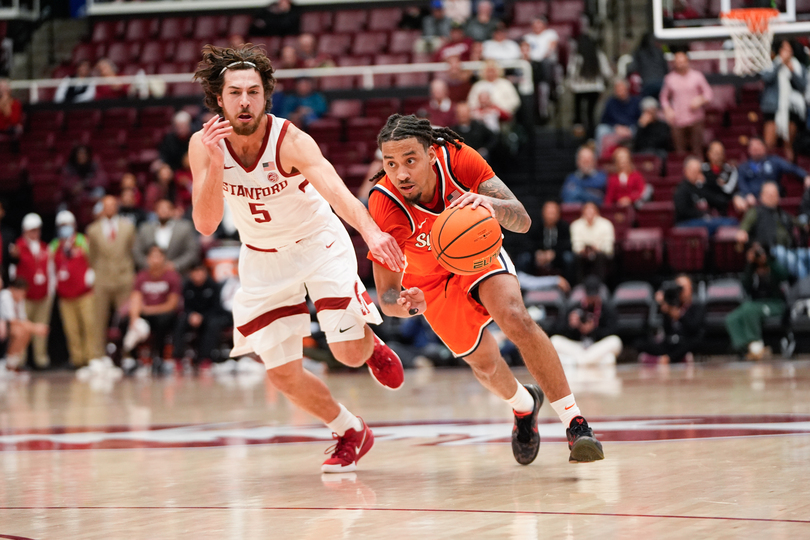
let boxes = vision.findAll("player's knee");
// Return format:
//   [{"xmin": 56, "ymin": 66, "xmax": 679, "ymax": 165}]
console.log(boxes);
[
  {"xmin": 463, "ymin": 352, "xmax": 499, "ymax": 378},
  {"xmin": 265, "ymin": 362, "xmax": 302, "ymax": 391},
  {"xmin": 497, "ymin": 301, "xmax": 537, "ymax": 338},
  {"xmin": 329, "ymin": 338, "xmax": 371, "ymax": 367}
]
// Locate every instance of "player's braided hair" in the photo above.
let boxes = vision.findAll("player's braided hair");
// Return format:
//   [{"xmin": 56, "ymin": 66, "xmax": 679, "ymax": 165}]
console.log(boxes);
[
  {"xmin": 193, "ymin": 44, "xmax": 276, "ymax": 116},
  {"xmin": 369, "ymin": 114, "xmax": 464, "ymax": 183}
]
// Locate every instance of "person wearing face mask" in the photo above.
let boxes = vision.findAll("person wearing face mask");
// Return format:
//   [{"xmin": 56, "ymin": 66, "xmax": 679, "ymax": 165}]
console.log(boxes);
[
  {"xmin": 8, "ymin": 213, "xmax": 52, "ymax": 368},
  {"xmin": 133, "ymin": 198, "xmax": 200, "ymax": 274},
  {"xmin": 674, "ymin": 156, "xmax": 738, "ymax": 236},
  {"xmin": 49, "ymin": 211, "xmax": 101, "ymax": 368}
]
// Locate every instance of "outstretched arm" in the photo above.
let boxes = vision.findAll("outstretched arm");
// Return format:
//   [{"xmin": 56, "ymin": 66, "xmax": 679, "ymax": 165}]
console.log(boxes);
[
  {"xmin": 372, "ymin": 262, "xmax": 426, "ymax": 318},
  {"xmin": 280, "ymin": 124, "xmax": 405, "ymax": 272},
  {"xmin": 448, "ymin": 176, "xmax": 531, "ymax": 233}
]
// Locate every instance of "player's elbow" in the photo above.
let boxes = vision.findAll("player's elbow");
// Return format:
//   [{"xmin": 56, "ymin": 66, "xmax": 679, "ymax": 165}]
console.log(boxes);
[
  {"xmin": 516, "ymin": 213, "xmax": 531, "ymax": 234},
  {"xmin": 379, "ymin": 303, "xmax": 399, "ymax": 318},
  {"xmin": 193, "ymin": 214, "xmax": 219, "ymax": 237}
]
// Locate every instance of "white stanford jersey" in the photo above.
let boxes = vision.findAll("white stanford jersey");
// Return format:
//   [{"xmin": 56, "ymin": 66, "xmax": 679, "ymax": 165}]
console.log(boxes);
[{"xmin": 220, "ymin": 114, "xmax": 334, "ymax": 250}]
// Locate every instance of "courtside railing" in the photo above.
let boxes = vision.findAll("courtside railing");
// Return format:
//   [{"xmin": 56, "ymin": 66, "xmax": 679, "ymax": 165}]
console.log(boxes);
[{"xmin": 8, "ymin": 59, "xmax": 535, "ymax": 104}]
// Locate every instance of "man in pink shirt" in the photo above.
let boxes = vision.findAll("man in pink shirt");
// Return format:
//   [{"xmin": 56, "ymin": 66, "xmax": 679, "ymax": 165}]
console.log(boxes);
[{"xmin": 660, "ymin": 50, "xmax": 713, "ymax": 154}]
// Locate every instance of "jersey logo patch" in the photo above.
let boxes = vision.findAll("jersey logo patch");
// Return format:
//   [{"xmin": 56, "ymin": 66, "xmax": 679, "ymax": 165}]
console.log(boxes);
[{"xmin": 446, "ymin": 190, "xmax": 462, "ymax": 202}]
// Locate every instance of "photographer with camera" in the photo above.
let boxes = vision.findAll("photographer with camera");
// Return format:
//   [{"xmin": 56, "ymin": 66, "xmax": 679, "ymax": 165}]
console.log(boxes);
[
  {"xmin": 550, "ymin": 275, "xmax": 623, "ymax": 366},
  {"xmin": 725, "ymin": 242, "xmax": 789, "ymax": 360},
  {"xmin": 638, "ymin": 275, "xmax": 704, "ymax": 364}
]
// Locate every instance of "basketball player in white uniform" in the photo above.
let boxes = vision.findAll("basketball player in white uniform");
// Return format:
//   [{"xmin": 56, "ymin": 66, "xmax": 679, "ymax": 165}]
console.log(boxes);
[{"xmin": 189, "ymin": 44, "xmax": 406, "ymax": 472}]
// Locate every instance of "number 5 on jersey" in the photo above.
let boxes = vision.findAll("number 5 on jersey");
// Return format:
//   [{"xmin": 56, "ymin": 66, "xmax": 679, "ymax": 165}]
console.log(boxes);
[{"xmin": 250, "ymin": 202, "xmax": 272, "ymax": 223}]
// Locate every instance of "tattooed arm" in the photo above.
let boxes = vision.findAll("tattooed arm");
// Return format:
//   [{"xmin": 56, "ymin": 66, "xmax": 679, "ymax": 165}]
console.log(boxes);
[
  {"xmin": 372, "ymin": 262, "xmax": 427, "ymax": 318},
  {"xmin": 448, "ymin": 176, "xmax": 531, "ymax": 233}
]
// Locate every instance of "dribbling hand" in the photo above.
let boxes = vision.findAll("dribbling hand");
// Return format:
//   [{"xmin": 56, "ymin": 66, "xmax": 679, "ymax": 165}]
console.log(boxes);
[
  {"xmin": 398, "ymin": 287, "xmax": 426, "ymax": 316},
  {"xmin": 447, "ymin": 192, "xmax": 496, "ymax": 218},
  {"xmin": 201, "ymin": 116, "xmax": 233, "ymax": 165}
]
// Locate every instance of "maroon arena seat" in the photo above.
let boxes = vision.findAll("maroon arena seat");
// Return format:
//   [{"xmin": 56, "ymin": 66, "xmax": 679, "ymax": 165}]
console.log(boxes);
[
  {"xmin": 194, "ymin": 15, "xmax": 225, "ymax": 40},
  {"xmin": 374, "ymin": 53, "xmax": 409, "ymax": 65},
  {"xmin": 333, "ymin": 10, "xmax": 368, "ymax": 33},
  {"xmin": 636, "ymin": 201, "xmax": 675, "ymax": 232},
  {"xmin": 319, "ymin": 76, "xmax": 357, "ymax": 91},
  {"xmin": 105, "ymin": 42, "xmax": 136, "ymax": 66},
  {"xmin": 365, "ymin": 98, "xmax": 401, "ymax": 119},
  {"xmin": 549, "ymin": 0, "xmax": 583, "ymax": 23},
  {"xmin": 337, "ymin": 55, "xmax": 372, "ymax": 67},
  {"xmin": 329, "ymin": 99, "xmax": 364, "ymax": 119},
  {"xmin": 249, "ymin": 36, "xmax": 281, "ymax": 57},
  {"xmin": 171, "ymin": 82, "xmax": 204, "ymax": 97},
  {"xmin": 650, "ymin": 178, "xmax": 680, "ymax": 202},
  {"xmin": 228, "ymin": 14, "xmax": 253, "ymax": 38},
  {"xmin": 621, "ymin": 228, "xmax": 664, "ymax": 276},
  {"xmin": 513, "ymin": 1, "xmax": 549, "ymax": 25},
  {"xmin": 73, "ymin": 42, "xmax": 100, "ymax": 64},
  {"xmin": 26, "ymin": 110, "xmax": 64, "ymax": 134},
  {"xmin": 667, "ymin": 227, "xmax": 709, "ymax": 272},
  {"xmin": 394, "ymin": 72, "xmax": 430, "ymax": 87},
  {"xmin": 301, "ymin": 12, "xmax": 332, "ymax": 34},
  {"xmin": 103, "ymin": 108, "xmax": 138, "ymax": 130},
  {"xmin": 159, "ymin": 17, "xmax": 193, "ymax": 40},
  {"xmin": 324, "ymin": 142, "xmax": 372, "ymax": 166},
  {"xmin": 368, "ymin": 8, "xmax": 403, "ymax": 31},
  {"xmin": 317, "ymin": 34, "xmax": 352, "ymax": 56},
  {"xmin": 344, "ymin": 163, "xmax": 372, "ymax": 191},
  {"xmin": 139, "ymin": 106, "xmax": 175, "ymax": 129},
  {"xmin": 65, "ymin": 109, "xmax": 102, "ymax": 132},
  {"xmin": 92, "ymin": 20, "xmax": 124, "ymax": 43},
  {"xmin": 602, "ymin": 204, "xmax": 635, "ymax": 242},
  {"xmin": 345, "ymin": 117, "xmax": 385, "ymax": 142},
  {"xmin": 713, "ymin": 226, "xmax": 746, "ymax": 273},
  {"xmin": 402, "ymin": 97, "xmax": 430, "ymax": 115},
  {"xmin": 352, "ymin": 32, "xmax": 389, "ymax": 56},
  {"xmin": 560, "ymin": 203, "xmax": 582, "ymax": 225},
  {"xmin": 389, "ymin": 30, "xmax": 420, "ymax": 54},
  {"xmin": 140, "ymin": 41, "xmax": 172, "ymax": 64},
  {"xmin": 631, "ymin": 153, "xmax": 663, "ymax": 178},
  {"xmin": 306, "ymin": 119, "xmax": 343, "ymax": 144},
  {"xmin": 174, "ymin": 39, "xmax": 202, "ymax": 64},
  {"xmin": 125, "ymin": 18, "xmax": 159, "ymax": 41}
]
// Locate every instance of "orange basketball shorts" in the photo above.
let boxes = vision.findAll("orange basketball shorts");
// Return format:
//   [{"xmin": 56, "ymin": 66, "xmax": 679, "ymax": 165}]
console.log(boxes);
[{"xmin": 404, "ymin": 248, "xmax": 516, "ymax": 357}]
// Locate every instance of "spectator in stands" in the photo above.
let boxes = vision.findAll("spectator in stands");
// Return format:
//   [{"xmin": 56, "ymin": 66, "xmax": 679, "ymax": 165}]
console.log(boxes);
[
  {"xmin": 174, "ymin": 154, "xmax": 193, "ymax": 211},
  {"xmin": 49, "ymin": 210, "xmax": 100, "ymax": 368},
  {"xmin": 638, "ymin": 275, "xmax": 703, "ymax": 364},
  {"xmin": 279, "ymin": 77, "xmax": 327, "ymax": 128},
  {"xmin": 604, "ymin": 147, "xmax": 648, "ymax": 208},
  {"xmin": 737, "ymin": 137, "xmax": 810, "ymax": 207},
  {"xmin": 737, "ymin": 182, "xmax": 808, "ymax": 279},
  {"xmin": 524, "ymin": 200, "xmax": 573, "ymax": 278},
  {"xmin": 9, "ymin": 213, "xmax": 51, "ymax": 368},
  {"xmin": 523, "ymin": 16, "xmax": 559, "ymax": 119},
  {"xmin": 567, "ymin": 36, "xmax": 614, "ymax": 139},
  {"xmin": 467, "ymin": 60, "xmax": 520, "ymax": 117},
  {"xmin": 464, "ymin": 0, "xmax": 499, "ymax": 42},
  {"xmin": 86, "ymin": 195, "xmax": 136, "ymax": 356},
  {"xmin": 561, "ymin": 146, "xmax": 607, "ymax": 205},
  {"xmin": 659, "ymin": 50, "xmax": 713, "ymax": 154},
  {"xmin": 674, "ymin": 156, "xmax": 738, "ymax": 235},
  {"xmin": 400, "ymin": 6, "xmax": 427, "ymax": 30},
  {"xmin": 435, "ymin": 23, "xmax": 473, "ymax": 62},
  {"xmin": 426, "ymin": 79, "xmax": 456, "ymax": 128},
  {"xmin": 421, "ymin": 0, "xmax": 453, "ymax": 52},
  {"xmin": 124, "ymin": 245, "xmax": 182, "ymax": 372},
  {"xmin": 119, "ymin": 188, "xmax": 147, "ymax": 228},
  {"xmin": 54, "ymin": 60, "xmax": 95, "ymax": 103},
  {"xmin": 250, "ymin": 0, "xmax": 300, "ymax": 36},
  {"xmin": 470, "ymin": 90, "xmax": 511, "ymax": 134},
  {"xmin": 0, "ymin": 78, "xmax": 22, "ymax": 149},
  {"xmin": 628, "ymin": 32, "xmax": 668, "ymax": 98},
  {"xmin": 702, "ymin": 140, "xmax": 741, "ymax": 214},
  {"xmin": 594, "ymin": 79, "xmax": 639, "ymax": 157},
  {"xmin": 277, "ymin": 45, "xmax": 301, "ymax": 70},
  {"xmin": 157, "ymin": 111, "xmax": 193, "ymax": 172},
  {"xmin": 0, "ymin": 279, "xmax": 48, "ymax": 372},
  {"xmin": 570, "ymin": 202, "xmax": 614, "ymax": 282},
  {"xmin": 297, "ymin": 33, "xmax": 334, "ymax": 69},
  {"xmin": 633, "ymin": 96, "xmax": 671, "ymax": 158},
  {"xmin": 145, "ymin": 164, "xmax": 177, "ymax": 211},
  {"xmin": 94, "ymin": 58, "xmax": 128, "ymax": 100},
  {"xmin": 61, "ymin": 144, "xmax": 108, "ymax": 213},
  {"xmin": 725, "ymin": 242, "xmax": 788, "ymax": 360},
  {"xmin": 452, "ymin": 102, "xmax": 497, "ymax": 160},
  {"xmin": 443, "ymin": 0, "xmax": 471, "ymax": 24},
  {"xmin": 437, "ymin": 55, "xmax": 473, "ymax": 102},
  {"xmin": 134, "ymin": 198, "xmax": 199, "ymax": 274},
  {"xmin": 0, "ymin": 199, "xmax": 14, "ymax": 285},
  {"xmin": 760, "ymin": 40, "xmax": 807, "ymax": 163},
  {"xmin": 551, "ymin": 275, "xmax": 622, "ymax": 366},
  {"xmin": 173, "ymin": 262, "xmax": 226, "ymax": 369},
  {"xmin": 482, "ymin": 22, "xmax": 520, "ymax": 61}
]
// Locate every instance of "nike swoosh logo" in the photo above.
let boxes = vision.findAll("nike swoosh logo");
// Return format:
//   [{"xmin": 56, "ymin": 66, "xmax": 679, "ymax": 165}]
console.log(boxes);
[
  {"xmin": 418, "ymin": 219, "xmax": 427, "ymax": 228},
  {"xmin": 224, "ymin": 165, "xmax": 235, "ymax": 169},
  {"xmin": 565, "ymin": 404, "xmax": 575, "ymax": 410},
  {"xmin": 339, "ymin": 325, "xmax": 355, "ymax": 333},
  {"xmin": 326, "ymin": 241, "xmax": 335, "ymax": 249}
]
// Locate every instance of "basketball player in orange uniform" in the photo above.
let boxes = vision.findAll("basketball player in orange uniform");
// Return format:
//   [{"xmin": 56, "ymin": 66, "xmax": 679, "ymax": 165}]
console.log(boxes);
[
  {"xmin": 189, "ymin": 45, "xmax": 407, "ymax": 472},
  {"xmin": 368, "ymin": 115, "xmax": 604, "ymax": 464}
]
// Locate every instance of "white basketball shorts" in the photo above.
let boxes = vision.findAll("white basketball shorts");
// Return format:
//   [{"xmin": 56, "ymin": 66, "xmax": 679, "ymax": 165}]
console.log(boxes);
[{"xmin": 231, "ymin": 216, "xmax": 382, "ymax": 370}]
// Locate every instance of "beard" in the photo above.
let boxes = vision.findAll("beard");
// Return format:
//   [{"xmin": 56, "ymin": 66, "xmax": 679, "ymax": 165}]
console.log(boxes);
[{"xmin": 225, "ymin": 109, "xmax": 262, "ymax": 136}]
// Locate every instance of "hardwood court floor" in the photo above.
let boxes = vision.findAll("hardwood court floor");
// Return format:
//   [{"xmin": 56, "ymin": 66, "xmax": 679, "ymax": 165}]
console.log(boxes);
[{"xmin": 0, "ymin": 360, "xmax": 809, "ymax": 539}]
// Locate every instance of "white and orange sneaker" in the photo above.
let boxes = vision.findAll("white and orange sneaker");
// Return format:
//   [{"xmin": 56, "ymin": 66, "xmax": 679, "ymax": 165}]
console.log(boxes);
[
  {"xmin": 366, "ymin": 334, "xmax": 404, "ymax": 390},
  {"xmin": 322, "ymin": 418, "xmax": 375, "ymax": 473}
]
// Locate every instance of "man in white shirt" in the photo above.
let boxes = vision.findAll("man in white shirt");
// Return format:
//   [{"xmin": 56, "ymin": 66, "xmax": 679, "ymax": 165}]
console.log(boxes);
[
  {"xmin": 523, "ymin": 17, "xmax": 558, "ymax": 64},
  {"xmin": 0, "ymin": 278, "xmax": 48, "ymax": 371},
  {"xmin": 570, "ymin": 201, "xmax": 615, "ymax": 282},
  {"xmin": 467, "ymin": 60, "xmax": 521, "ymax": 116},
  {"xmin": 482, "ymin": 22, "xmax": 521, "ymax": 61}
]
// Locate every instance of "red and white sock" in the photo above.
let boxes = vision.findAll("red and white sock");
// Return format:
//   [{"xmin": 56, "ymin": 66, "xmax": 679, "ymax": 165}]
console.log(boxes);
[
  {"xmin": 550, "ymin": 394, "xmax": 581, "ymax": 427},
  {"xmin": 505, "ymin": 380, "xmax": 535, "ymax": 414},
  {"xmin": 327, "ymin": 404, "xmax": 362, "ymax": 436}
]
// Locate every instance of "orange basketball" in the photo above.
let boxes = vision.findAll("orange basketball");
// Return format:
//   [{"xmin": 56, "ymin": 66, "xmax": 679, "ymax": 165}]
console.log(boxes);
[{"xmin": 430, "ymin": 205, "xmax": 502, "ymax": 275}]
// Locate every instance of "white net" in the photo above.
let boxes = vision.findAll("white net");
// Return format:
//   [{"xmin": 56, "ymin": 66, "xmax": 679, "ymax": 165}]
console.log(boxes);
[{"xmin": 721, "ymin": 10, "xmax": 778, "ymax": 76}]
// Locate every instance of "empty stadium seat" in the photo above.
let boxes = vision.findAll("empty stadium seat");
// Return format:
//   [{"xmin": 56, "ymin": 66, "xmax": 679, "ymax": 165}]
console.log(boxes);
[
  {"xmin": 139, "ymin": 106, "xmax": 175, "ymax": 128},
  {"xmin": 394, "ymin": 72, "xmax": 430, "ymax": 87},
  {"xmin": 125, "ymin": 18, "xmax": 159, "ymax": 41},
  {"xmin": 611, "ymin": 281, "xmax": 655, "ymax": 338},
  {"xmin": 323, "ymin": 142, "xmax": 372, "ymax": 166},
  {"xmin": 329, "ymin": 99, "xmax": 363, "ymax": 119},
  {"xmin": 317, "ymin": 33, "xmax": 352, "ymax": 56},
  {"xmin": 346, "ymin": 117, "xmax": 384, "ymax": 142},
  {"xmin": 621, "ymin": 228, "xmax": 663, "ymax": 276},
  {"xmin": 194, "ymin": 15, "xmax": 225, "ymax": 40},
  {"xmin": 523, "ymin": 288, "xmax": 566, "ymax": 333},
  {"xmin": 389, "ymin": 30, "xmax": 420, "ymax": 54},
  {"xmin": 65, "ymin": 109, "xmax": 102, "ymax": 132},
  {"xmin": 26, "ymin": 110, "xmax": 64, "ymax": 134},
  {"xmin": 159, "ymin": 17, "xmax": 194, "ymax": 40},
  {"xmin": 368, "ymin": 8, "xmax": 403, "ymax": 31},
  {"xmin": 333, "ymin": 10, "xmax": 368, "ymax": 33},
  {"xmin": 140, "ymin": 41, "xmax": 172, "ymax": 65},
  {"xmin": 352, "ymin": 32, "xmax": 388, "ymax": 56},
  {"xmin": 365, "ymin": 98, "xmax": 401, "ymax": 119},
  {"xmin": 602, "ymin": 205, "xmax": 635, "ymax": 242},
  {"xmin": 667, "ymin": 227, "xmax": 708, "ymax": 272},
  {"xmin": 713, "ymin": 225, "xmax": 746, "ymax": 273},
  {"xmin": 513, "ymin": 1, "xmax": 549, "ymax": 25},
  {"xmin": 650, "ymin": 177, "xmax": 680, "ymax": 202},
  {"xmin": 344, "ymin": 163, "xmax": 372, "ymax": 190},
  {"xmin": 92, "ymin": 20, "xmax": 124, "ymax": 43},
  {"xmin": 704, "ymin": 278, "xmax": 745, "ymax": 333},
  {"xmin": 105, "ymin": 42, "xmax": 136, "ymax": 66},
  {"xmin": 632, "ymin": 153, "xmax": 663, "ymax": 178},
  {"xmin": 549, "ymin": 0, "xmax": 583, "ymax": 23},
  {"xmin": 301, "ymin": 11, "xmax": 332, "ymax": 34},
  {"xmin": 249, "ymin": 36, "xmax": 281, "ymax": 56},
  {"xmin": 228, "ymin": 14, "xmax": 253, "ymax": 37},
  {"xmin": 560, "ymin": 203, "xmax": 582, "ymax": 225},
  {"xmin": 319, "ymin": 76, "xmax": 357, "ymax": 91},
  {"xmin": 103, "ymin": 108, "xmax": 138, "ymax": 130}
]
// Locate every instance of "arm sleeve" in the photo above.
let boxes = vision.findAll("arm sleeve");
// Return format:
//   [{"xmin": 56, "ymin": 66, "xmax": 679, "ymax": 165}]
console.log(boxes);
[
  {"xmin": 739, "ymin": 208, "xmax": 757, "ymax": 232},
  {"xmin": 629, "ymin": 172, "xmax": 647, "ymax": 201},
  {"xmin": 698, "ymin": 72, "xmax": 714, "ymax": 102},
  {"xmin": 778, "ymin": 157, "xmax": 809, "ymax": 179},
  {"xmin": 367, "ymin": 190, "xmax": 412, "ymax": 272}
]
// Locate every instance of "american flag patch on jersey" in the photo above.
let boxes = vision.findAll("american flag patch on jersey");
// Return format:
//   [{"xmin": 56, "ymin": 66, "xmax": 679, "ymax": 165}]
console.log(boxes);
[
  {"xmin": 446, "ymin": 189, "xmax": 463, "ymax": 202},
  {"xmin": 262, "ymin": 162, "xmax": 275, "ymax": 171}
]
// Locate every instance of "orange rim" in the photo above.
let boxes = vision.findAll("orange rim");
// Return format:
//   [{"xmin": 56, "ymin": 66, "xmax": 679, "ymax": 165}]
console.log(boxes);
[{"xmin": 721, "ymin": 8, "xmax": 780, "ymax": 33}]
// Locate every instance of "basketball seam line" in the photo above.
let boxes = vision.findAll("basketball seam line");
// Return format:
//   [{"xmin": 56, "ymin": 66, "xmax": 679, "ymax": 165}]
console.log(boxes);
[{"xmin": 437, "ymin": 215, "xmax": 495, "ymax": 259}]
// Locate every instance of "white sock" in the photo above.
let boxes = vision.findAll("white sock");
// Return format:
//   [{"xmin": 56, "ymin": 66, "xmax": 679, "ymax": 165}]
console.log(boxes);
[
  {"xmin": 550, "ymin": 394, "xmax": 581, "ymax": 427},
  {"xmin": 326, "ymin": 404, "xmax": 362, "ymax": 436},
  {"xmin": 506, "ymin": 381, "xmax": 535, "ymax": 414}
]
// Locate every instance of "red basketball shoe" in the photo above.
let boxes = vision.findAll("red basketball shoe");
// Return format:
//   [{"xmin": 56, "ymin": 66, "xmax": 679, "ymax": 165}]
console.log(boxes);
[
  {"xmin": 366, "ymin": 334, "xmax": 404, "ymax": 390},
  {"xmin": 322, "ymin": 418, "xmax": 375, "ymax": 473}
]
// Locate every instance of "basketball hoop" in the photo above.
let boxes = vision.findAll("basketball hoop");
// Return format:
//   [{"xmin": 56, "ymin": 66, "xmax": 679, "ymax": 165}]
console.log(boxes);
[{"xmin": 721, "ymin": 8, "xmax": 780, "ymax": 76}]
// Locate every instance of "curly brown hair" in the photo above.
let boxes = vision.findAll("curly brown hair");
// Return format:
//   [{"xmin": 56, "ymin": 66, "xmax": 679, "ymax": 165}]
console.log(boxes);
[{"xmin": 193, "ymin": 43, "xmax": 276, "ymax": 116}]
